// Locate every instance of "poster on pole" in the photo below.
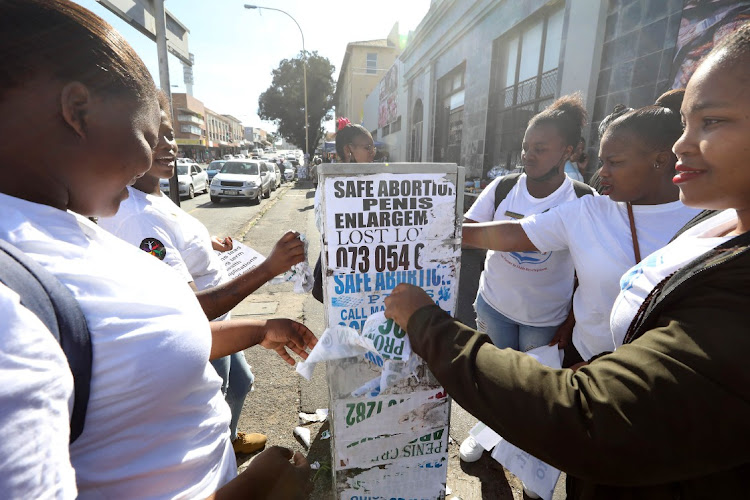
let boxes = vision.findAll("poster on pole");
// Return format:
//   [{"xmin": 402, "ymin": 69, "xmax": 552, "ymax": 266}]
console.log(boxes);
[{"xmin": 318, "ymin": 163, "xmax": 464, "ymax": 499}]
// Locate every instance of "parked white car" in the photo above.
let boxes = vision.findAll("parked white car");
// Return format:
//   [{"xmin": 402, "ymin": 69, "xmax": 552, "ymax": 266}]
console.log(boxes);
[
  {"xmin": 160, "ymin": 162, "xmax": 208, "ymax": 199},
  {"xmin": 271, "ymin": 163, "xmax": 282, "ymax": 189},
  {"xmin": 210, "ymin": 160, "xmax": 272, "ymax": 204}
]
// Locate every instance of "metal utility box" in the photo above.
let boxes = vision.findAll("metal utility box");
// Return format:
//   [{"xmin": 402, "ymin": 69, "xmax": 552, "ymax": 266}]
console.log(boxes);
[{"xmin": 318, "ymin": 163, "xmax": 464, "ymax": 499}]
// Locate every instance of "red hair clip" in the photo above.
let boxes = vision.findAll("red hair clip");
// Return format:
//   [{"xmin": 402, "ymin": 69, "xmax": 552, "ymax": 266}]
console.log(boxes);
[{"xmin": 337, "ymin": 117, "xmax": 351, "ymax": 131}]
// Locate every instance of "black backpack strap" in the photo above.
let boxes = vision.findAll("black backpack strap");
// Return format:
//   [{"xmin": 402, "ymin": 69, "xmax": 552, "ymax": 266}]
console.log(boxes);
[
  {"xmin": 571, "ymin": 179, "xmax": 595, "ymax": 198},
  {"xmin": 493, "ymin": 173, "xmax": 522, "ymax": 212},
  {"xmin": 0, "ymin": 239, "xmax": 91, "ymax": 443},
  {"xmin": 493, "ymin": 175, "xmax": 593, "ymax": 213}
]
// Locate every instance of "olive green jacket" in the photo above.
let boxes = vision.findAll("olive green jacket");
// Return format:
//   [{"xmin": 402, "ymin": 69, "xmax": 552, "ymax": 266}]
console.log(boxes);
[{"xmin": 407, "ymin": 231, "xmax": 750, "ymax": 499}]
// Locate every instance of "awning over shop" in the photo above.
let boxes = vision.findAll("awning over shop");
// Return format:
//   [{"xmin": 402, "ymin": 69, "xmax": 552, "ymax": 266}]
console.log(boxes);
[{"xmin": 177, "ymin": 138, "xmax": 205, "ymax": 146}]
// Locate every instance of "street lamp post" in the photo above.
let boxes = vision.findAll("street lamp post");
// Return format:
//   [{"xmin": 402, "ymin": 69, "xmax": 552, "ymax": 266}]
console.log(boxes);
[{"xmin": 244, "ymin": 4, "xmax": 309, "ymax": 164}]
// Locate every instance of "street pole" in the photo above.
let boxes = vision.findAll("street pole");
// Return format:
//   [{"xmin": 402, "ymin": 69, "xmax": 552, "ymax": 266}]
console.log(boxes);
[
  {"xmin": 244, "ymin": 5, "xmax": 309, "ymax": 163},
  {"xmin": 154, "ymin": 0, "xmax": 180, "ymax": 206}
]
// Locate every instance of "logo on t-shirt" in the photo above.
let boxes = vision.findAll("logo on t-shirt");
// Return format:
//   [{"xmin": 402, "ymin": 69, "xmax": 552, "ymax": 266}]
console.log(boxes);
[
  {"xmin": 139, "ymin": 238, "xmax": 166, "ymax": 260},
  {"xmin": 504, "ymin": 250, "xmax": 552, "ymax": 267}
]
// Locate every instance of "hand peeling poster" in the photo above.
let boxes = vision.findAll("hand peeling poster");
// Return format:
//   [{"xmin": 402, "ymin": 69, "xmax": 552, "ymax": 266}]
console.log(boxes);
[{"xmin": 324, "ymin": 172, "xmax": 459, "ymax": 331}]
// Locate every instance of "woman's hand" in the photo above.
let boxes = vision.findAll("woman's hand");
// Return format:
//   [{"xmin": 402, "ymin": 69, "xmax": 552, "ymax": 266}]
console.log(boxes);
[
  {"xmin": 216, "ymin": 446, "xmax": 311, "ymax": 499},
  {"xmin": 264, "ymin": 231, "xmax": 305, "ymax": 276},
  {"xmin": 384, "ymin": 284, "xmax": 436, "ymax": 331},
  {"xmin": 260, "ymin": 319, "xmax": 318, "ymax": 366},
  {"xmin": 211, "ymin": 235, "xmax": 233, "ymax": 252},
  {"xmin": 549, "ymin": 309, "xmax": 575, "ymax": 348}
]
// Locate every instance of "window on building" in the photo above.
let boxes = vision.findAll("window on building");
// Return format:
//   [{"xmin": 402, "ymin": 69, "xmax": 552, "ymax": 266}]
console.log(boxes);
[
  {"xmin": 366, "ymin": 53, "xmax": 377, "ymax": 74},
  {"xmin": 180, "ymin": 124, "xmax": 202, "ymax": 136},
  {"xmin": 371, "ymin": 130, "xmax": 378, "ymax": 140},
  {"xmin": 410, "ymin": 101, "xmax": 423, "ymax": 162},
  {"xmin": 434, "ymin": 62, "xmax": 466, "ymax": 165},
  {"xmin": 391, "ymin": 116, "xmax": 401, "ymax": 133},
  {"xmin": 485, "ymin": 6, "xmax": 563, "ymax": 172}
]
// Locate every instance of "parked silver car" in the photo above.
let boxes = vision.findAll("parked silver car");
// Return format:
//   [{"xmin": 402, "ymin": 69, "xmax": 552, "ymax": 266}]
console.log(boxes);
[
  {"xmin": 210, "ymin": 160, "xmax": 272, "ymax": 204},
  {"xmin": 160, "ymin": 162, "xmax": 208, "ymax": 199}
]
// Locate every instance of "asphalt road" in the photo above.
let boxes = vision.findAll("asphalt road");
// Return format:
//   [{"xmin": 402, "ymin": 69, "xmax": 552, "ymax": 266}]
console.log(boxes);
[{"xmin": 188, "ymin": 179, "xmax": 564, "ymax": 500}]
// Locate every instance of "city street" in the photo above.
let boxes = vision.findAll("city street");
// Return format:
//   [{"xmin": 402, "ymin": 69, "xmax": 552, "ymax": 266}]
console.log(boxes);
[{"xmin": 187, "ymin": 180, "xmax": 560, "ymax": 500}]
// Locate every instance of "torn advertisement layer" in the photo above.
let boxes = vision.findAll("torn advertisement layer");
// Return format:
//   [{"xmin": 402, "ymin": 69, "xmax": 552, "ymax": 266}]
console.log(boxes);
[
  {"xmin": 295, "ymin": 324, "xmax": 382, "ymax": 380},
  {"xmin": 334, "ymin": 389, "xmax": 448, "ymax": 445},
  {"xmin": 336, "ymin": 425, "xmax": 449, "ymax": 470},
  {"xmin": 341, "ymin": 461, "xmax": 447, "ymax": 498},
  {"xmin": 296, "ymin": 312, "xmax": 416, "ymax": 396},
  {"xmin": 269, "ymin": 233, "xmax": 314, "ymax": 293}
]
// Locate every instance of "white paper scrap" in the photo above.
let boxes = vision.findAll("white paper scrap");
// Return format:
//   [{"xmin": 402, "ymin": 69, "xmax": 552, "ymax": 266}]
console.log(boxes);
[
  {"xmin": 295, "ymin": 314, "xmax": 417, "ymax": 396},
  {"xmin": 361, "ymin": 311, "xmax": 412, "ymax": 361},
  {"xmin": 468, "ymin": 422, "xmax": 501, "ymax": 451},
  {"xmin": 490, "ymin": 344, "xmax": 563, "ymax": 500},
  {"xmin": 218, "ymin": 241, "xmax": 266, "ymax": 279},
  {"xmin": 294, "ymin": 426, "xmax": 311, "ymax": 448},
  {"xmin": 269, "ymin": 233, "xmax": 314, "ymax": 293},
  {"xmin": 298, "ymin": 408, "xmax": 330, "ymax": 423},
  {"xmin": 295, "ymin": 325, "xmax": 383, "ymax": 380}
]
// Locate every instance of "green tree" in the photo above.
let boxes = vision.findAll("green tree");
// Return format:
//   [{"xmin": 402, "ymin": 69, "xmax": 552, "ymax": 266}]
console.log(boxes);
[
  {"xmin": 259, "ymin": 51, "xmax": 335, "ymax": 157},
  {"xmin": 267, "ymin": 131, "xmax": 281, "ymax": 146}
]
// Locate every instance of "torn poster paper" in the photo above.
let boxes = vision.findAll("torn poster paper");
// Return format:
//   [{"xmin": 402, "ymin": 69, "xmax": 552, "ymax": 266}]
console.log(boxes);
[
  {"xmin": 491, "ymin": 344, "xmax": 564, "ymax": 500},
  {"xmin": 269, "ymin": 233, "xmax": 314, "ymax": 293},
  {"xmin": 296, "ymin": 312, "xmax": 417, "ymax": 398}
]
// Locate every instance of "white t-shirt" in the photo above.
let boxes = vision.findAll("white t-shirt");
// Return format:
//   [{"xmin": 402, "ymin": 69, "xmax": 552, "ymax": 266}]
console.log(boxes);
[
  {"xmin": 0, "ymin": 193, "xmax": 235, "ymax": 499},
  {"xmin": 99, "ymin": 187, "xmax": 227, "ymax": 292},
  {"xmin": 610, "ymin": 209, "xmax": 737, "ymax": 348},
  {"xmin": 466, "ymin": 174, "xmax": 583, "ymax": 327},
  {"xmin": 564, "ymin": 161, "xmax": 584, "ymax": 182},
  {"xmin": 522, "ymin": 196, "xmax": 701, "ymax": 360},
  {"xmin": 0, "ymin": 283, "xmax": 78, "ymax": 499}
]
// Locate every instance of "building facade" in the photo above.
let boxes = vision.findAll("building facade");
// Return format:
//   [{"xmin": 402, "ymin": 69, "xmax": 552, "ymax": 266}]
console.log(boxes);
[
  {"xmin": 222, "ymin": 115, "xmax": 247, "ymax": 153},
  {"xmin": 171, "ymin": 93, "xmax": 207, "ymax": 162},
  {"xmin": 244, "ymin": 127, "xmax": 272, "ymax": 150},
  {"xmin": 334, "ymin": 24, "xmax": 403, "ymax": 124},
  {"xmin": 364, "ymin": 0, "xmax": 738, "ymax": 180},
  {"xmin": 362, "ymin": 58, "xmax": 406, "ymax": 161}
]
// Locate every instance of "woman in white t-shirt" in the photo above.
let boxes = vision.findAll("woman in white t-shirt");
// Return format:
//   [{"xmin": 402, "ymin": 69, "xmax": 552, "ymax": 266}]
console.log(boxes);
[
  {"xmin": 99, "ymin": 100, "xmax": 306, "ymax": 455},
  {"xmin": 460, "ymin": 95, "xmax": 592, "ymax": 469},
  {"xmin": 465, "ymin": 95, "xmax": 591, "ymax": 354},
  {"xmin": 0, "ymin": 2, "xmax": 313, "ymax": 498},
  {"xmin": 463, "ymin": 90, "xmax": 701, "ymax": 368},
  {"xmin": 383, "ymin": 26, "xmax": 750, "ymax": 495}
]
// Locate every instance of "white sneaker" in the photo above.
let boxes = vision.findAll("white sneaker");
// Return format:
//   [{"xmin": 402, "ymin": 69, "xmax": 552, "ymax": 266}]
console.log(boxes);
[
  {"xmin": 522, "ymin": 483, "xmax": 541, "ymax": 499},
  {"xmin": 459, "ymin": 435, "xmax": 484, "ymax": 462}
]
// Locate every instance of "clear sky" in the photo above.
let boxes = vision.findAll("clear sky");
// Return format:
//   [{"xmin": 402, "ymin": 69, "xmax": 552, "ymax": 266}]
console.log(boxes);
[{"xmin": 72, "ymin": 0, "xmax": 431, "ymax": 134}]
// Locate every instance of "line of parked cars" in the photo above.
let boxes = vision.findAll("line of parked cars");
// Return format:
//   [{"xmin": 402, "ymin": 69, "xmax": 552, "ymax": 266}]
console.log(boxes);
[
  {"xmin": 159, "ymin": 158, "xmax": 209, "ymax": 199},
  {"xmin": 162, "ymin": 152, "xmax": 301, "ymax": 203}
]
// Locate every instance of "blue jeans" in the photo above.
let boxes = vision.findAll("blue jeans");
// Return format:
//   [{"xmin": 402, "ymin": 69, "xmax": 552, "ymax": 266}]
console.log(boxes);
[
  {"xmin": 211, "ymin": 351, "xmax": 254, "ymax": 441},
  {"xmin": 474, "ymin": 293, "xmax": 559, "ymax": 352}
]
